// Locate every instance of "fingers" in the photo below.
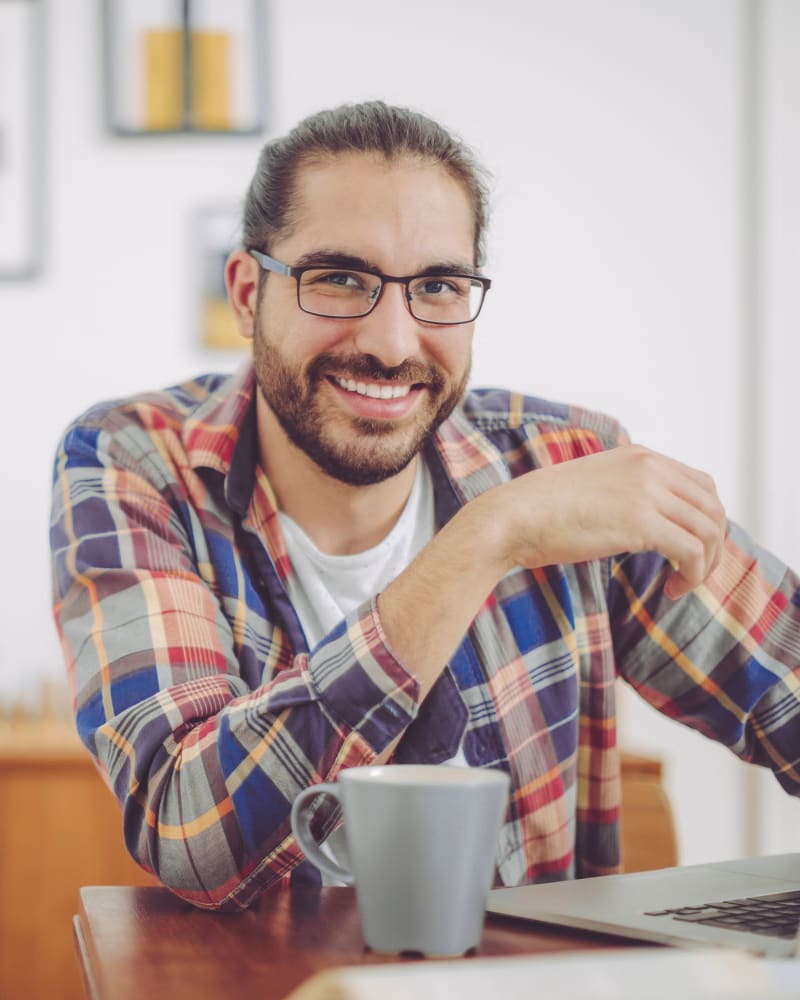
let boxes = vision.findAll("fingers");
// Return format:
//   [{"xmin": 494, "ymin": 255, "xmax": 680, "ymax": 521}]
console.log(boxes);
[
  {"xmin": 645, "ymin": 452, "xmax": 727, "ymax": 599},
  {"xmin": 498, "ymin": 443, "xmax": 728, "ymax": 599},
  {"xmin": 665, "ymin": 462, "xmax": 727, "ymax": 538},
  {"xmin": 658, "ymin": 489, "xmax": 726, "ymax": 583},
  {"xmin": 664, "ymin": 571, "xmax": 694, "ymax": 601}
]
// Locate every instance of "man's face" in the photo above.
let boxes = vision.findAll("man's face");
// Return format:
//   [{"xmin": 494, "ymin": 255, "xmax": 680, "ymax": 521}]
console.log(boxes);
[{"xmin": 252, "ymin": 153, "xmax": 477, "ymax": 486}]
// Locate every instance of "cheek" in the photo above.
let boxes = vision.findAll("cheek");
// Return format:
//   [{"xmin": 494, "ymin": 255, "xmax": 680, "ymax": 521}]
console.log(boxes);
[
  {"xmin": 423, "ymin": 328, "xmax": 473, "ymax": 376},
  {"xmin": 260, "ymin": 305, "xmax": 356, "ymax": 364}
]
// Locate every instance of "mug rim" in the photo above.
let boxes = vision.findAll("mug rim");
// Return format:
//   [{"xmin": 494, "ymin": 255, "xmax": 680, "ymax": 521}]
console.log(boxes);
[{"xmin": 338, "ymin": 763, "xmax": 510, "ymax": 788}]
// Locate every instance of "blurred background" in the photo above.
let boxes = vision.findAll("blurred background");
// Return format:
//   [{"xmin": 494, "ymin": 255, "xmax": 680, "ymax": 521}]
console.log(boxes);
[{"xmin": 1, "ymin": 0, "xmax": 799, "ymax": 868}]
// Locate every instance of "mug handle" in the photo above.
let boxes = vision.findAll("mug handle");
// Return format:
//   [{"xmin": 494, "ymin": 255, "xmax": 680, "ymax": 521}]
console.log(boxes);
[{"xmin": 290, "ymin": 782, "xmax": 354, "ymax": 885}]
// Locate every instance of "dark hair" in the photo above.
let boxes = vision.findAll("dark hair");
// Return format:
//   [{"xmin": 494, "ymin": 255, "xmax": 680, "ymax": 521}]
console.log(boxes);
[{"xmin": 242, "ymin": 101, "xmax": 491, "ymax": 267}]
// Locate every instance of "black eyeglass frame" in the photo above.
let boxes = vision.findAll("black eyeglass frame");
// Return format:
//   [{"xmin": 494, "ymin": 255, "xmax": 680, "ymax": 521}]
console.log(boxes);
[{"xmin": 249, "ymin": 249, "xmax": 491, "ymax": 326}]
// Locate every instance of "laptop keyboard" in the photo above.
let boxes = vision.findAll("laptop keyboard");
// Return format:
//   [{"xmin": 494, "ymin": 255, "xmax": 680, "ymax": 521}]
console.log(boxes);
[{"xmin": 644, "ymin": 889, "xmax": 800, "ymax": 939}]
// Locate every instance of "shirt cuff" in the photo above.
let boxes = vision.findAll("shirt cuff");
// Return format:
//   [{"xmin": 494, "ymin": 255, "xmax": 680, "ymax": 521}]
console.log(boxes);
[{"xmin": 304, "ymin": 598, "xmax": 420, "ymax": 753}]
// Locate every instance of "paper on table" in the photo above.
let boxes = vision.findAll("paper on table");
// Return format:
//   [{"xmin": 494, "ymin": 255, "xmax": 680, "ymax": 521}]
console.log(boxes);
[{"xmin": 284, "ymin": 948, "xmax": 800, "ymax": 1000}]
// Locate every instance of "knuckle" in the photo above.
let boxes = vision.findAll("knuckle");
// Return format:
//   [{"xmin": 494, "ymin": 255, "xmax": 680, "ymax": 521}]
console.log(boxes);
[
  {"xmin": 707, "ymin": 512, "xmax": 727, "ymax": 547},
  {"xmin": 636, "ymin": 445, "xmax": 658, "ymax": 468},
  {"xmin": 627, "ymin": 443, "xmax": 654, "ymax": 469},
  {"xmin": 699, "ymin": 517, "xmax": 722, "ymax": 547},
  {"xmin": 698, "ymin": 470, "xmax": 717, "ymax": 493},
  {"xmin": 682, "ymin": 536, "xmax": 706, "ymax": 570}
]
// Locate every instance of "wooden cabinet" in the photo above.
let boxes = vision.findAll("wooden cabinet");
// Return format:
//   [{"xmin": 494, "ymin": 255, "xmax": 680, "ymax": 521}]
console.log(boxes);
[{"xmin": 0, "ymin": 722, "xmax": 158, "ymax": 1000}]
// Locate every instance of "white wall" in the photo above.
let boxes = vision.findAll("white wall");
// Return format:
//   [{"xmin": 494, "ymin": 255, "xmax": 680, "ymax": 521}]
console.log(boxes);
[{"xmin": 1, "ymin": 0, "xmax": 798, "ymax": 865}]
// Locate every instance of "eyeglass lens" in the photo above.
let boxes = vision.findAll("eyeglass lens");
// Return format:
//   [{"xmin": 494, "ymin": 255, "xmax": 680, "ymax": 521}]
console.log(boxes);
[{"xmin": 297, "ymin": 268, "xmax": 484, "ymax": 323}]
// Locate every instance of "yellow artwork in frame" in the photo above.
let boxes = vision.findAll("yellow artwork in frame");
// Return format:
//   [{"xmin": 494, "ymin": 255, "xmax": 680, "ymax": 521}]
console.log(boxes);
[{"xmin": 104, "ymin": 0, "xmax": 265, "ymax": 135}]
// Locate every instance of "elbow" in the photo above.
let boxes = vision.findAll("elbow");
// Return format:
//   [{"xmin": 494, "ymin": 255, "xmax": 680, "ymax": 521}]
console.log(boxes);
[{"xmin": 122, "ymin": 805, "xmax": 292, "ymax": 910}]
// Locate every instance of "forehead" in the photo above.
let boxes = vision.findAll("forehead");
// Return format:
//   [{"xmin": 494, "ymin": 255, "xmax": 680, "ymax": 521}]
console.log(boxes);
[{"xmin": 277, "ymin": 152, "xmax": 476, "ymax": 270}]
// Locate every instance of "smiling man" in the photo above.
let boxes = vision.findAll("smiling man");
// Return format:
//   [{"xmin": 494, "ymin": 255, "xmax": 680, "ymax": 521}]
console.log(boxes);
[{"xmin": 51, "ymin": 101, "xmax": 800, "ymax": 911}]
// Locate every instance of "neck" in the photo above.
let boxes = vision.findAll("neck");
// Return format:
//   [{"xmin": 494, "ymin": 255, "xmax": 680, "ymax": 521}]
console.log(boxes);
[{"xmin": 256, "ymin": 393, "xmax": 419, "ymax": 556}]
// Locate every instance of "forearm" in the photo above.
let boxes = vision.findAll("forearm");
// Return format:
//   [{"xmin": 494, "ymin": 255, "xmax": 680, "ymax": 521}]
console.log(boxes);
[
  {"xmin": 377, "ymin": 491, "xmax": 510, "ymax": 704},
  {"xmin": 77, "ymin": 599, "xmax": 420, "ymax": 909}
]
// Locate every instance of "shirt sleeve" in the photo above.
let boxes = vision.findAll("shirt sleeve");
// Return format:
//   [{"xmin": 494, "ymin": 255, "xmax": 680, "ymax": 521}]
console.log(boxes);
[
  {"xmin": 50, "ymin": 418, "xmax": 420, "ymax": 910},
  {"xmin": 608, "ymin": 522, "xmax": 800, "ymax": 796}
]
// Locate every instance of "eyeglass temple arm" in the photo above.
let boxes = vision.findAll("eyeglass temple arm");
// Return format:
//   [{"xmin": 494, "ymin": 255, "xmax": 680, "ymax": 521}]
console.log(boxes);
[{"xmin": 249, "ymin": 250, "xmax": 292, "ymax": 276}]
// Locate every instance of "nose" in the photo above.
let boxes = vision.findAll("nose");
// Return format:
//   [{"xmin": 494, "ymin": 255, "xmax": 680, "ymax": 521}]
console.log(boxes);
[{"xmin": 351, "ymin": 281, "xmax": 423, "ymax": 368}]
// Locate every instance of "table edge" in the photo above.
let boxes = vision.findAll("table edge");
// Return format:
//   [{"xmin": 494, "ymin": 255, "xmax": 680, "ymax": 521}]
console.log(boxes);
[{"xmin": 73, "ymin": 912, "xmax": 100, "ymax": 1000}]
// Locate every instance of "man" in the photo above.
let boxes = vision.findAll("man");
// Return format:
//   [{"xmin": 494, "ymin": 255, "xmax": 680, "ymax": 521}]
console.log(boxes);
[{"xmin": 51, "ymin": 101, "xmax": 800, "ymax": 911}]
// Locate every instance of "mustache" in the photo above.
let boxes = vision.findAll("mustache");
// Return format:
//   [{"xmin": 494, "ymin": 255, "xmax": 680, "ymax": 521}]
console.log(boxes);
[{"xmin": 308, "ymin": 352, "xmax": 444, "ymax": 389}]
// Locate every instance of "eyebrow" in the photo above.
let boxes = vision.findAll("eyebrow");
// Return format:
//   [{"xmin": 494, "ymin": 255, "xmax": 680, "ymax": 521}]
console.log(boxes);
[{"xmin": 292, "ymin": 249, "xmax": 479, "ymax": 277}]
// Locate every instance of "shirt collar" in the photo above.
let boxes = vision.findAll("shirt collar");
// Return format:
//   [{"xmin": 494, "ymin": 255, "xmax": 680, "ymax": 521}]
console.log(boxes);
[
  {"xmin": 182, "ymin": 360, "xmax": 258, "ymax": 515},
  {"xmin": 428, "ymin": 402, "xmax": 512, "ymax": 506}
]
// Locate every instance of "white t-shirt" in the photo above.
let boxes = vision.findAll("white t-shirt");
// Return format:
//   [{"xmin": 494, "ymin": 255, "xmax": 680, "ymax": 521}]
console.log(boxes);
[{"xmin": 278, "ymin": 460, "xmax": 435, "ymax": 649}]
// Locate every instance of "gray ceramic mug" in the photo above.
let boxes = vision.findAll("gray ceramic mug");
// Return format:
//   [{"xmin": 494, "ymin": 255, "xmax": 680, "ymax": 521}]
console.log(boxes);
[{"xmin": 290, "ymin": 763, "xmax": 510, "ymax": 956}]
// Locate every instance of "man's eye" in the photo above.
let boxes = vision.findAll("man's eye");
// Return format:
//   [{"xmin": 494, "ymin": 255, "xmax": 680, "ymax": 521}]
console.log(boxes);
[
  {"xmin": 311, "ymin": 270, "xmax": 364, "ymax": 290},
  {"xmin": 413, "ymin": 277, "xmax": 462, "ymax": 297}
]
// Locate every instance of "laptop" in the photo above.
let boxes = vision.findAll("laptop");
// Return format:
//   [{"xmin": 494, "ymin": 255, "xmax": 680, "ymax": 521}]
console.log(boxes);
[{"xmin": 486, "ymin": 853, "xmax": 800, "ymax": 957}]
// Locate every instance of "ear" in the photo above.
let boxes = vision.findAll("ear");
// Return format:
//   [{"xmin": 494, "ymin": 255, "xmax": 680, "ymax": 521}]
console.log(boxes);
[{"xmin": 225, "ymin": 250, "xmax": 261, "ymax": 339}]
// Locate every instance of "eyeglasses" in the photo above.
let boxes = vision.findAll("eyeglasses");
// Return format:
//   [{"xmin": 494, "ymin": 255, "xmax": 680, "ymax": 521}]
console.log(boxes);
[{"xmin": 249, "ymin": 250, "xmax": 491, "ymax": 326}]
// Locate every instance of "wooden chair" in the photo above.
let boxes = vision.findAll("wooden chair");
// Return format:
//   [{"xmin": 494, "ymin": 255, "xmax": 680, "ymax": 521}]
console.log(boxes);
[{"xmin": 619, "ymin": 750, "xmax": 679, "ymax": 872}]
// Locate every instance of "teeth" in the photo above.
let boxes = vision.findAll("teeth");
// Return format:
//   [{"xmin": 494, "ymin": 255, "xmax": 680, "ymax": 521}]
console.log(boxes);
[{"xmin": 336, "ymin": 377, "xmax": 411, "ymax": 399}]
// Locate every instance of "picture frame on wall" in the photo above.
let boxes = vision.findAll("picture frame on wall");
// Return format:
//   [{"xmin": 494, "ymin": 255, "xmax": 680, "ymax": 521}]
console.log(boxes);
[
  {"xmin": 0, "ymin": 0, "xmax": 43, "ymax": 279},
  {"xmin": 194, "ymin": 204, "xmax": 247, "ymax": 352},
  {"xmin": 104, "ymin": 0, "xmax": 265, "ymax": 135}
]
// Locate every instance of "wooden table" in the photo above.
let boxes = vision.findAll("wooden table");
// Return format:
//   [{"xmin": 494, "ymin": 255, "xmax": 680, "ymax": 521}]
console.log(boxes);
[{"xmin": 74, "ymin": 885, "xmax": 636, "ymax": 1000}]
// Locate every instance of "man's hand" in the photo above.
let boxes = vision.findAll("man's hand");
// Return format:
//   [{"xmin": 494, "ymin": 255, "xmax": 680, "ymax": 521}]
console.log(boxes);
[{"xmin": 486, "ymin": 444, "xmax": 727, "ymax": 599}]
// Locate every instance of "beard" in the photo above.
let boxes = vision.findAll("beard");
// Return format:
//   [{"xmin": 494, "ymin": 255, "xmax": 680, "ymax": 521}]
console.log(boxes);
[{"xmin": 253, "ymin": 326, "xmax": 469, "ymax": 487}]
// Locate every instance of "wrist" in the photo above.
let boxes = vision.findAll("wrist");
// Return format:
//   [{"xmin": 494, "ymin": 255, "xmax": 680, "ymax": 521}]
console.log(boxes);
[{"xmin": 456, "ymin": 487, "xmax": 519, "ymax": 581}]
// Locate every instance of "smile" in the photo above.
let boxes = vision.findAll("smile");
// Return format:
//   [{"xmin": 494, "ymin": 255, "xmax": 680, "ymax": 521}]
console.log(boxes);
[{"xmin": 334, "ymin": 377, "xmax": 412, "ymax": 400}]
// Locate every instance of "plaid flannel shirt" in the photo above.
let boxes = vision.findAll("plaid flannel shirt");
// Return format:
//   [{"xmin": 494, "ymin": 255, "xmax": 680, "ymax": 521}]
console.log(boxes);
[{"xmin": 50, "ymin": 362, "xmax": 800, "ymax": 910}]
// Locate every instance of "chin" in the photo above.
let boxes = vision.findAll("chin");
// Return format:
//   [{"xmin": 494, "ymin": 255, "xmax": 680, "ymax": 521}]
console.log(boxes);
[{"xmin": 311, "ymin": 431, "xmax": 423, "ymax": 486}]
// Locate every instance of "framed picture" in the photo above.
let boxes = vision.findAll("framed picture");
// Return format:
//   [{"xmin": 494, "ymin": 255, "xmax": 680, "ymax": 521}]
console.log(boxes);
[
  {"xmin": 104, "ymin": 0, "xmax": 265, "ymax": 135},
  {"xmin": 194, "ymin": 204, "xmax": 246, "ymax": 351},
  {"xmin": 0, "ymin": 0, "xmax": 43, "ymax": 279}
]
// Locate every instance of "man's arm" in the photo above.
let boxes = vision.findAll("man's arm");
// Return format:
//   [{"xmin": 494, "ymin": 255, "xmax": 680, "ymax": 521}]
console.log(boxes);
[
  {"xmin": 51, "ymin": 419, "xmax": 422, "ymax": 909},
  {"xmin": 380, "ymin": 443, "xmax": 800, "ymax": 800},
  {"xmin": 379, "ymin": 443, "xmax": 728, "ymax": 699}
]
